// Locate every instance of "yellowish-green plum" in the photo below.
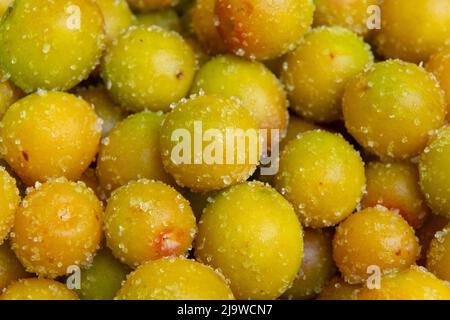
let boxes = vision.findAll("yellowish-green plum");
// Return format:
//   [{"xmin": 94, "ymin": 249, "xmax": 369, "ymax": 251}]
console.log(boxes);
[
  {"xmin": 101, "ymin": 25, "xmax": 196, "ymax": 112},
  {"xmin": 0, "ymin": 278, "xmax": 79, "ymax": 300},
  {"xmin": 0, "ymin": 71, "xmax": 23, "ymax": 119},
  {"xmin": 136, "ymin": 9, "xmax": 181, "ymax": 32},
  {"xmin": 195, "ymin": 181, "xmax": 303, "ymax": 300},
  {"xmin": 275, "ymin": 130, "xmax": 365, "ymax": 228},
  {"xmin": 282, "ymin": 26, "xmax": 373, "ymax": 123},
  {"xmin": 279, "ymin": 115, "xmax": 320, "ymax": 152},
  {"xmin": 426, "ymin": 223, "xmax": 450, "ymax": 282},
  {"xmin": 116, "ymin": 258, "xmax": 235, "ymax": 300},
  {"xmin": 317, "ymin": 277, "xmax": 361, "ymax": 300},
  {"xmin": 0, "ymin": 242, "xmax": 30, "ymax": 291},
  {"xmin": 343, "ymin": 60, "xmax": 447, "ymax": 160},
  {"xmin": 95, "ymin": 0, "xmax": 135, "ymax": 46},
  {"xmin": 426, "ymin": 47, "xmax": 450, "ymax": 117},
  {"xmin": 0, "ymin": 167, "xmax": 19, "ymax": 245},
  {"xmin": 0, "ymin": 0, "xmax": 105, "ymax": 92}
]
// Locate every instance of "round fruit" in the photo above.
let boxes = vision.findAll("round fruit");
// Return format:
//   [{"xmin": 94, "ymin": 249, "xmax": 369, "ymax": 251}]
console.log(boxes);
[
  {"xmin": 279, "ymin": 115, "xmax": 320, "ymax": 152},
  {"xmin": 160, "ymin": 95, "xmax": 261, "ymax": 193},
  {"xmin": 0, "ymin": 70, "xmax": 23, "ymax": 119},
  {"xmin": 191, "ymin": 54, "xmax": 288, "ymax": 149},
  {"xmin": 358, "ymin": 266, "xmax": 450, "ymax": 300},
  {"xmin": 426, "ymin": 223, "xmax": 450, "ymax": 281},
  {"xmin": 0, "ymin": 242, "xmax": 29, "ymax": 291},
  {"xmin": 0, "ymin": 0, "xmax": 105, "ymax": 92},
  {"xmin": 0, "ymin": 91, "xmax": 102, "ymax": 185},
  {"xmin": 417, "ymin": 214, "xmax": 449, "ymax": 265},
  {"xmin": 101, "ymin": 25, "xmax": 196, "ymax": 112},
  {"xmin": 317, "ymin": 276, "xmax": 361, "ymax": 300},
  {"xmin": 75, "ymin": 85, "xmax": 127, "ymax": 137},
  {"xmin": 191, "ymin": 0, "xmax": 227, "ymax": 55},
  {"xmin": 274, "ymin": 130, "xmax": 365, "ymax": 228},
  {"xmin": 215, "ymin": 0, "xmax": 314, "ymax": 60},
  {"xmin": 96, "ymin": 0, "xmax": 135, "ymax": 46},
  {"xmin": 333, "ymin": 207, "xmax": 419, "ymax": 284},
  {"xmin": 77, "ymin": 248, "xmax": 130, "ymax": 300},
  {"xmin": 11, "ymin": 179, "xmax": 103, "ymax": 278},
  {"xmin": 426, "ymin": 47, "xmax": 450, "ymax": 117},
  {"xmin": 116, "ymin": 258, "xmax": 234, "ymax": 300},
  {"xmin": 419, "ymin": 126, "xmax": 450, "ymax": 217},
  {"xmin": 282, "ymin": 26, "xmax": 373, "ymax": 123},
  {"xmin": 105, "ymin": 180, "xmax": 196, "ymax": 268},
  {"xmin": 313, "ymin": 0, "xmax": 380, "ymax": 38},
  {"xmin": 126, "ymin": 0, "xmax": 177, "ymax": 12},
  {"xmin": 195, "ymin": 181, "xmax": 303, "ymax": 300},
  {"xmin": 97, "ymin": 111, "xmax": 174, "ymax": 193},
  {"xmin": 0, "ymin": 166, "xmax": 20, "ymax": 245},
  {"xmin": 362, "ymin": 161, "xmax": 430, "ymax": 229},
  {"xmin": 374, "ymin": 0, "xmax": 450, "ymax": 63},
  {"xmin": 282, "ymin": 229, "xmax": 335, "ymax": 300},
  {"xmin": 343, "ymin": 60, "xmax": 447, "ymax": 160},
  {"xmin": 136, "ymin": 9, "xmax": 181, "ymax": 32},
  {"xmin": 1, "ymin": 278, "xmax": 79, "ymax": 300}
]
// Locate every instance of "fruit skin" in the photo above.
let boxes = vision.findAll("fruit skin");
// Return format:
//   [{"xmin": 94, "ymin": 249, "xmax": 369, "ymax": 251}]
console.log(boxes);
[
  {"xmin": 275, "ymin": 130, "xmax": 365, "ymax": 228},
  {"xmin": 0, "ymin": 0, "xmax": 13, "ymax": 17},
  {"xmin": 426, "ymin": 47, "xmax": 450, "ymax": 118},
  {"xmin": 0, "ymin": 71, "xmax": 23, "ymax": 119},
  {"xmin": 357, "ymin": 266, "xmax": 450, "ymax": 300},
  {"xmin": 96, "ymin": 0, "xmax": 136, "ymax": 46},
  {"xmin": 77, "ymin": 248, "xmax": 130, "ymax": 300},
  {"xmin": 362, "ymin": 161, "xmax": 430, "ymax": 229},
  {"xmin": 419, "ymin": 126, "xmax": 450, "ymax": 217},
  {"xmin": 343, "ymin": 60, "xmax": 447, "ymax": 160},
  {"xmin": 191, "ymin": 0, "xmax": 227, "ymax": 55},
  {"xmin": 101, "ymin": 25, "xmax": 196, "ymax": 113},
  {"xmin": 0, "ymin": 91, "xmax": 102, "ymax": 186},
  {"xmin": 191, "ymin": 55, "xmax": 289, "ymax": 149},
  {"xmin": 75, "ymin": 85, "xmax": 127, "ymax": 137},
  {"xmin": 417, "ymin": 214, "xmax": 449, "ymax": 265},
  {"xmin": 0, "ymin": 278, "xmax": 79, "ymax": 300},
  {"xmin": 282, "ymin": 229, "xmax": 336, "ymax": 300},
  {"xmin": 0, "ymin": 0, "xmax": 105, "ymax": 92},
  {"xmin": 0, "ymin": 242, "xmax": 30, "ymax": 291},
  {"xmin": 317, "ymin": 276, "xmax": 361, "ymax": 300},
  {"xmin": 374, "ymin": 0, "xmax": 450, "ymax": 63},
  {"xmin": 160, "ymin": 95, "xmax": 261, "ymax": 193},
  {"xmin": 116, "ymin": 258, "xmax": 234, "ymax": 300},
  {"xmin": 426, "ymin": 224, "xmax": 450, "ymax": 281},
  {"xmin": 0, "ymin": 166, "xmax": 19, "ymax": 245},
  {"xmin": 279, "ymin": 116, "xmax": 320, "ymax": 152},
  {"xmin": 11, "ymin": 179, "xmax": 103, "ymax": 278},
  {"xmin": 282, "ymin": 26, "xmax": 373, "ymax": 123},
  {"xmin": 136, "ymin": 9, "xmax": 181, "ymax": 32},
  {"xmin": 105, "ymin": 180, "xmax": 197, "ymax": 268},
  {"xmin": 97, "ymin": 111, "xmax": 174, "ymax": 193},
  {"xmin": 313, "ymin": 0, "xmax": 380, "ymax": 38},
  {"xmin": 215, "ymin": 0, "xmax": 315, "ymax": 60},
  {"xmin": 333, "ymin": 207, "xmax": 419, "ymax": 284},
  {"xmin": 195, "ymin": 181, "xmax": 303, "ymax": 300},
  {"xmin": 126, "ymin": 0, "xmax": 178, "ymax": 12}
]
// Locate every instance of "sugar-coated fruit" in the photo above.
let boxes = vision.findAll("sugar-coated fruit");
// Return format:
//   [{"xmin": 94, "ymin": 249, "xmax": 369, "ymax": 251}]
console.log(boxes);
[
  {"xmin": 0, "ymin": 166, "xmax": 19, "ymax": 245},
  {"xmin": 279, "ymin": 115, "xmax": 320, "ymax": 152},
  {"xmin": 0, "ymin": 91, "xmax": 102, "ymax": 185},
  {"xmin": 116, "ymin": 258, "xmax": 234, "ymax": 300},
  {"xmin": 417, "ymin": 214, "xmax": 449, "ymax": 265},
  {"xmin": 0, "ymin": 71, "xmax": 23, "ymax": 119},
  {"xmin": 426, "ymin": 47, "xmax": 450, "ymax": 117},
  {"xmin": 195, "ymin": 181, "xmax": 303, "ymax": 300},
  {"xmin": 11, "ymin": 179, "xmax": 103, "ymax": 278},
  {"xmin": 136, "ymin": 9, "xmax": 181, "ymax": 32},
  {"xmin": 191, "ymin": 55, "xmax": 288, "ymax": 149},
  {"xmin": 419, "ymin": 126, "xmax": 450, "ymax": 217},
  {"xmin": 275, "ymin": 130, "xmax": 365, "ymax": 228},
  {"xmin": 282, "ymin": 27, "xmax": 373, "ymax": 123},
  {"xmin": 333, "ymin": 207, "xmax": 419, "ymax": 284},
  {"xmin": 0, "ymin": 242, "xmax": 29, "ymax": 291},
  {"xmin": 101, "ymin": 26, "xmax": 196, "ymax": 112},
  {"xmin": 317, "ymin": 276, "xmax": 361, "ymax": 300},
  {"xmin": 282, "ymin": 229, "xmax": 335, "ymax": 300},
  {"xmin": 358, "ymin": 266, "xmax": 450, "ymax": 300},
  {"xmin": 76, "ymin": 85, "xmax": 127, "ymax": 137},
  {"xmin": 313, "ymin": 0, "xmax": 380, "ymax": 38},
  {"xmin": 126, "ymin": 0, "xmax": 177, "ymax": 12},
  {"xmin": 160, "ymin": 95, "xmax": 261, "ymax": 193},
  {"xmin": 215, "ymin": 0, "xmax": 315, "ymax": 60},
  {"xmin": 0, "ymin": 278, "xmax": 79, "ymax": 300},
  {"xmin": 0, "ymin": 0, "xmax": 105, "ymax": 92},
  {"xmin": 362, "ymin": 161, "xmax": 430, "ymax": 229},
  {"xmin": 343, "ymin": 60, "xmax": 447, "ymax": 160},
  {"xmin": 105, "ymin": 180, "xmax": 196, "ymax": 268},
  {"xmin": 374, "ymin": 0, "xmax": 450, "ymax": 63},
  {"xmin": 97, "ymin": 111, "xmax": 174, "ymax": 193},
  {"xmin": 77, "ymin": 248, "xmax": 130, "ymax": 300},
  {"xmin": 426, "ymin": 223, "xmax": 450, "ymax": 281}
]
